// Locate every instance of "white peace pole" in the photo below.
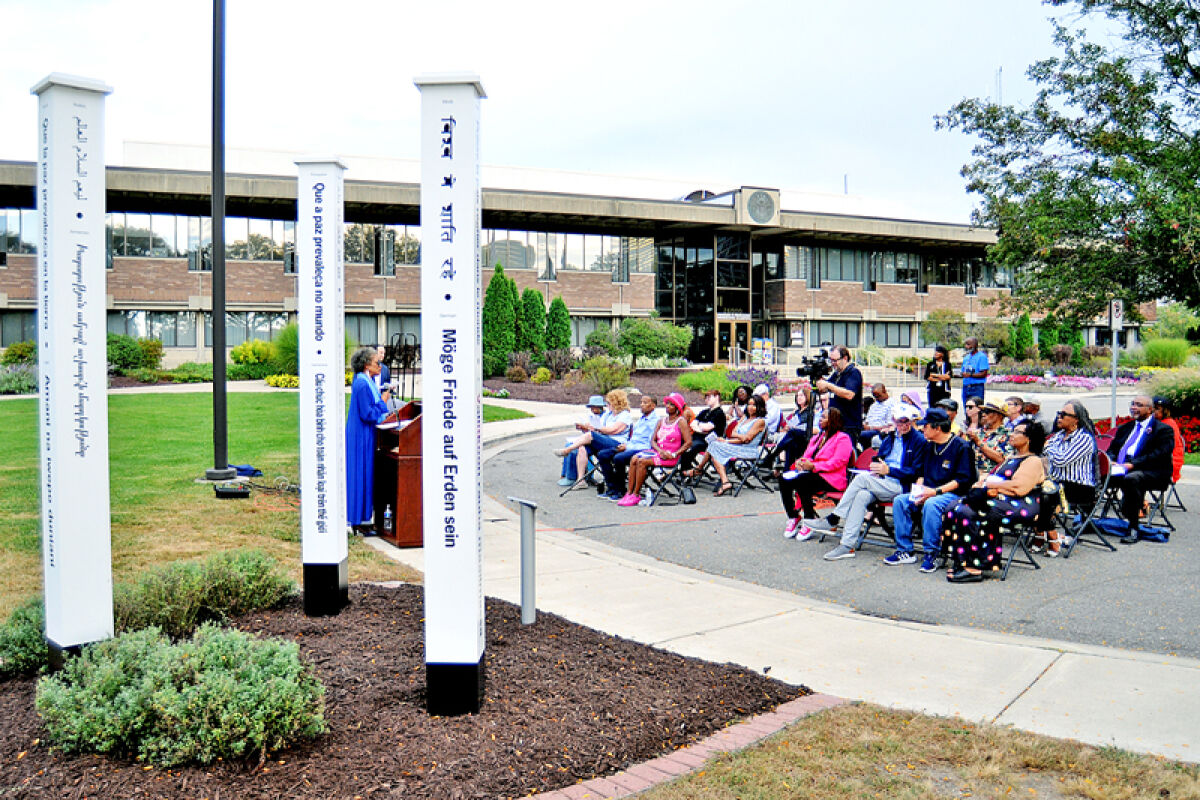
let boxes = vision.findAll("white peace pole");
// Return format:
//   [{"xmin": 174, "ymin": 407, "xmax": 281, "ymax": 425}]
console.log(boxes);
[
  {"xmin": 415, "ymin": 73, "xmax": 486, "ymax": 716},
  {"xmin": 296, "ymin": 158, "xmax": 349, "ymax": 616},
  {"xmin": 31, "ymin": 74, "xmax": 115, "ymax": 664}
]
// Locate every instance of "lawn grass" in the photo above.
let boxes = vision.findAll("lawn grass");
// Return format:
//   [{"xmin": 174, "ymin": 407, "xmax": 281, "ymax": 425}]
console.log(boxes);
[
  {"xmin": 0, "ymin": 393, "xmax": 530, "ymax": 619},
  {"xmin": 644, "ymin": 703, "xmax": 1200, "ymax": 800}
]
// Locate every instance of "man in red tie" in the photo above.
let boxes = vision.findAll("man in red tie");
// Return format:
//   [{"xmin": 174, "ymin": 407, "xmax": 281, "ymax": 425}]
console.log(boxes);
[{"xmin": 1106, "ymin": 395, "xmax": 1176, "ymax": 543}]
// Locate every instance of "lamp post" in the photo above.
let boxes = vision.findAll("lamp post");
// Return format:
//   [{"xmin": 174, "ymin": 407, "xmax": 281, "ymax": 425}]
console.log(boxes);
[{"xmin": 206, "ymin": 0, "xmax": 235, "ymax": 481}]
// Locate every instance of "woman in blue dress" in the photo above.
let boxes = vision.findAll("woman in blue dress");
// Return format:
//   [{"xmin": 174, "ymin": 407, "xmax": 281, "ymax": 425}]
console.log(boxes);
[{"xmin": 346, "ymin": 346, "xmax": 391, "ymax": 532}]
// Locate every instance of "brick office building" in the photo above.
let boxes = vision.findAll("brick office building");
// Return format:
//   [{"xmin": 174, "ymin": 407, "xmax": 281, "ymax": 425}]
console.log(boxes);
[{"xmin": 0, "ymin": 156, "xmax": 1135, "ymax": 365}]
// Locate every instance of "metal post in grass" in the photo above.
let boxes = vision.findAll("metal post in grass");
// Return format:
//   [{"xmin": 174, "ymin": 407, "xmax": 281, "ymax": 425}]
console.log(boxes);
[
  {"xmin": 507, "ymin": 497, "xmax": 538, "ymax": 625},
  {"xmin": 31, "ymin": 73, "xmax": 116, "ymax": 667},
  {"xmin": 205, "ymin": 0, "xmax": 236, "ymax": 482}
]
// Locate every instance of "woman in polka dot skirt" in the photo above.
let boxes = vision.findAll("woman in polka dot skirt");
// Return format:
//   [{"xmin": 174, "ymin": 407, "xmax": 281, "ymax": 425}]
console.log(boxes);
[{"xmin": 940, "ymin": 421, "xmax": 1046, "ymax": 582}]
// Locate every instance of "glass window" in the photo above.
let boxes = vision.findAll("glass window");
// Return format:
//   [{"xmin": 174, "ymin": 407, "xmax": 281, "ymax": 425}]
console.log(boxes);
[
  {"xmin": 345, "ymin": 313, "xmax": 377, "ymax": 347},
  {"xmin": 147, "ymin": 311, "xmax": 197, "ymax": 347},
  {"xmin": 108, "ymin": 310, "xmax": 147, "ymax": 338},
  {"xmin": 864, "ymin": 322, "xmax": 911, "ymax": 348},
  {"xmin": 631, "ymin": 237, "xmax": 655, "ymax": 273},
  {"xmin": 127, "ymin": 213, "xmax": 154, "ymax": 256},
  {"xmin": 2, "ymin": 210, "xmax": 17, "ymax": 254},
  {"xmin": 716, "ymin": 260, "xmax": 748, "ymax": 288},
  {"xmin": 385, "ymin": 313, "xmax": 422, "ymax": 345},
  {"xmin": 1, "ymin": 311, "xmax": 36, "ymax": 346},
  {"xmin": 19, "ymin": 210, "xmax": 37, "ymax": 254},
  {"xmin": 560, "ymin": 233, "xmax": 583, "ymax": 271},
  {"xmin": 896, "ymin": 252, "xmax": 919, "ymax": 287},
  {"xmin": 397, "ymin": 226, "xmax": 420, "ymax": 265},
  {"xmin": 150, "ymin": 215, "xmax": 176, "ymax": 257},
  {"xmin": 716, "ymin": 289, "xmax": 750, "ymax": 315},
  {"xmin": 814, "ymin": 321, "xmax": 859, "ymax": 348},
  {"xmin": 224, "ymin": 217, "xmax": 249, "ymax": 260},
  {"xmin": 248, "ymin": 219, "xmax": 275, "ymax": 260},
  {"xmin": 344, "ymin": 224, "xmax": 364, "ymax": 264},
  {"xmin": 537, "ymin": 232, "xmax": 557, "ymax": 281},
  {"xmin": 716, "ymin": 234, "xmax": 748, "ymax": 260}
]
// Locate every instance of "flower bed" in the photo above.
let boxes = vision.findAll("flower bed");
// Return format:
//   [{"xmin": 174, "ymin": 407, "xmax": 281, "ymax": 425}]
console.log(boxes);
[{"xmin": 988, "ymin": 374, "xmax": 1141, "ymax": 390}]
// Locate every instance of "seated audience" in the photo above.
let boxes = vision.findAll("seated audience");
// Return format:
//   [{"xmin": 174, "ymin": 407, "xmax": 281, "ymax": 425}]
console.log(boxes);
[
  {"xmin": 936, "ymin": 398, "xmax": 963, "ymax": 435},
  {"xmin": 556, "ymin": 395, "xmax": 608, "ymax": 486},
  {"xmin": 778, "ymin": 408, "xmax": 854, "ymax": 531},
  {"xmin": 1021, "ymin": 396, "xmax": 1053, "ymax": 436},
  {"xmin": 860, "ymin": 383, "xmax": 896, "ymax": 450},
  {"xmin": 595, "ymin": 395, "xmax": 659, "ymax": 500},
  {"xmin": 618, "ymin": 393, "xmax": 693, "ymax": 506},
  {"xmin": 940, "ymin": 420, "xmax": 1046, "ymax": 582},
  {"xmin": 1003, "ymin": 396, "xmax": 1024, "ymax": 431},
  {"xmin": 886, "ymin": 408, "xmax": 976, "ymax": 574},
  {"xmin": 679, "ymin": 389, "xmax": 727, "ymax": 475},
  {"xmin": 1105, "ymin": 394, "xmax": 1176, "ymax": 543},
  {"xmin": 803, "ymin": 404, "xmax": 925, "ymax": 558},
  {"xmin": 696, "ymin": 395, "xmax": 768, "ymax": 497},
  {"xmin": 768, "ymin": 386, "xmax": 817, "ymax": 475},
  {"xmin": 727, "ymin": 384, "xmax": 754, "ymax": 423},
  {"xmin": 1034, "ymin": 399, "xmax": 1099, "ymax": 556},
  {"xmin": 964, "ymin": 401, "xmax": 1011, "ymax": 475},
  {"xmin": 962, "ymin": 395, "xmax": 984, "ymax": 438},
  {"xmin": 754, "ymin": 383, "xmax": 783, "ymax": 436}
]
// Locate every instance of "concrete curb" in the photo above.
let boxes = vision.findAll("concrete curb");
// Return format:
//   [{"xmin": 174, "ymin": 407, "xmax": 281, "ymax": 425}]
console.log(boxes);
[{"xmin": 521, "ymin": 694, "xmax": 850, "ymax": 800}]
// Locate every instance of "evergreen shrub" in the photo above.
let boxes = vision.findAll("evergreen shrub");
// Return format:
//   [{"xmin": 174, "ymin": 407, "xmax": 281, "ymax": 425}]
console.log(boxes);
[
  {"xmin": 0, "ymin": 340, "xmax": 36, "ymax": 365},
  {"xmin": 545, "ymin": 297, "xmax": 571, "ymax": 352},
  {"xmin": 0, "ymin": 597, "xmax": 46, "ymax": 679}
]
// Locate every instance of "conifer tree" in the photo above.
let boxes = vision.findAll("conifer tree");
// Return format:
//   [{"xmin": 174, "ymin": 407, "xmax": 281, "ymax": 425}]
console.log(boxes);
[
  {"xmin": 520, "ymin": 288, "xmax": 546, "ymax": 355},
  {"xmin": 481, "ymin": 265, "xmax": 516, "ymax": 377},
  {"xmin": 545, "ymin": 296, "xmax": 572, "ymax": 352}
]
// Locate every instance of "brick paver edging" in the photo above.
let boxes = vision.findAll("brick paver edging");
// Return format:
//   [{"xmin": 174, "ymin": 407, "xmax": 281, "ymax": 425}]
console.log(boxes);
[{"xmin": 523, "ymin": 693, "xmax": 849, "ymax": 799}]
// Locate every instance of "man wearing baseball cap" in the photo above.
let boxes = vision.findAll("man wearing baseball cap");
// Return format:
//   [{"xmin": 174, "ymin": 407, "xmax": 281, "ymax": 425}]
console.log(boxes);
[
  {"xmin": 885, "ymin": 407, "xmax": 975, "ymax": 573},
  {"xmin": 799, "ymin": 403, "xmax": 927, "ymax": 560}
]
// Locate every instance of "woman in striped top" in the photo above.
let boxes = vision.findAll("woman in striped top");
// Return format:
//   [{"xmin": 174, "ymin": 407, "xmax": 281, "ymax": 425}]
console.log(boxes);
[{"xmin": 1033, "ymin": 399, "xmax": 1099, "ymax": 556}]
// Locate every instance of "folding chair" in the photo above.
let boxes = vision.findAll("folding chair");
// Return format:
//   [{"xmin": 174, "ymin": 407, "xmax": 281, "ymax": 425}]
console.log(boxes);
[
  {"xmin": 1143, "ymin": 480, "xmax": 1179, "ymax": 531},
  {"xmin": 557, "ymin": 450, "xmax": 605, "ymax": 498},
  {"xmin": 1063, "ymin": 452, "xmax": 1118, "ymax": 558},
  {"xmin": 999, "ymin": 512, "xmax": 1042, "ymax": 581},
  {"xmin": 730, "ymin": 441, "xmax": 776, "ymax": 496},
  {"xmin": 645, "ymin": 461, "xmax": 687, "ymax": 507},
  {"xmin": 814, "ymin": 449, "xmax": 897, "ymax": 552}
]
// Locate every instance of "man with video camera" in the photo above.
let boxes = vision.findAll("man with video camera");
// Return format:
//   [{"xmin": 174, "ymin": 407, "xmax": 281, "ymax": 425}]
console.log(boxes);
[{"xmin": 814, "ymin": 345, "xmax": 864, "ymax": 445}]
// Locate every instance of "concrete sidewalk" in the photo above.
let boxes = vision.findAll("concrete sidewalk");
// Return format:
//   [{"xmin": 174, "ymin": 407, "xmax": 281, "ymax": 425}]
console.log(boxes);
[{"xmin": 367, "ymin": 405, "xmax": 1200, "ymax": 764}]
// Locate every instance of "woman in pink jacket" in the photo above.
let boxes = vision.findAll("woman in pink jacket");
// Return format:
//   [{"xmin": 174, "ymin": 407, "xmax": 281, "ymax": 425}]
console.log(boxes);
[{"xmin": 779, "ymin": 407, "xmax": 854, "ymax": 535}]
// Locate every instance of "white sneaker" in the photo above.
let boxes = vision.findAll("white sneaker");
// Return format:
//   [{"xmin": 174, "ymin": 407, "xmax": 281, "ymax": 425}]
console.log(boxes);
[
  {"xmin": 783, "ymin": 518, "xmax": 802, "ymax": 539},
  {"xmin": 795, "ymin": 525, "xmax": 817, "ymax": 542}
]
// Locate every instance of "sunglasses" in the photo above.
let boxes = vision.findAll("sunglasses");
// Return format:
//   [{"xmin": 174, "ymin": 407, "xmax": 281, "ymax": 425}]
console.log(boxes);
[
  {"xmin": 1056, "ymin": 411, "xmax": 1077, "ymax": 418},
  {"xmin": 964, "ymin": 404, "xmax": 977, "ymax": 409}
]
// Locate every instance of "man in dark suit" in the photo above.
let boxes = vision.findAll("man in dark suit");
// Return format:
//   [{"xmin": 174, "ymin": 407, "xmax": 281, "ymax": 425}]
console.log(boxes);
[{"xmin": 1106, "ymin": 394, "xmax": 1176, "ymax": 543}]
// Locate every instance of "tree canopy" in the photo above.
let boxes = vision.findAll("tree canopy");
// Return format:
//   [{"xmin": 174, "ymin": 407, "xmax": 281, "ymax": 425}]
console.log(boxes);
[{"xmin": 937, "ymin": 0, "xmax": 1200, "ymax": 323}]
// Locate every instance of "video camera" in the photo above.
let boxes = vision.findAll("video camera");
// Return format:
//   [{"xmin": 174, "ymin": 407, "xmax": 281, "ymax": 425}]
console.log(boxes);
[{"xmin": 796, "ymin": 348, "xmax": 833, "ymax": 382}]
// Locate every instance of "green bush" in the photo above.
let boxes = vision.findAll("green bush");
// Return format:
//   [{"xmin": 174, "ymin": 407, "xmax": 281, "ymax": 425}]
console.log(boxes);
[
  {"xmin": 1012, "ymin": 313, "xmax": 1035, "ymax": 360},
  {"xmin": 0, "ymin": 365, "xmax": 37, "ymax": 395},
  {"xmin": 0, "ymin": 597, "xmax": 46, "ymax": 679},
  {"xmin": 270, "ymin": 323, "xmax": 301, "ymax": 376},
  {"xmin": 581, "ymin": 355, "xmax": 630, "ymax": 396},
  {"xmin": 107, "ymin": 333, "xmax": 146, "ymax": 372},
  {"xmin": 505, "ymin": 365, "xmax": 528, "ymax": 383},
  {"xmin": 113, "ymin": 549, "xmax": 295, "ymax": 639},
  {"xmin": 482, "ymin": 266, "xmax": 517, "ymax": 377},
  {"xmin": 137, "ymin": 338, "xmax": 164, "ymax": 370},
  {"xmin": 231, "ymin": 339, "xmax": 274, "ymax": 365},
  {"xmin": 125, "ymin": 367, "xmax": 160, "ymax": 384},
  {"xmin": 36, "ymin": 623, "xmax": 326, "ymax": 766},
  {"xmin": 531, "ymin": 366, "xmax": 552, "ymax": 384},
  {"xmin": 1143, "ymin": 338, "xmax": 1191, "ymax": 368},
  {"xmin": 546, "ymin": 296, "xmax": 572, "ymax": 352},
  {"xmin": 164, "ymin": 362, "xmax": 213, "ymax": 383},
  {"xmin": 0, "ymin": 339, "xmax": 36, "ymax": 366},
  {"xmin": 677, "ymin": 368, "xmax": 735, "ymax": 399},
  {"xmin": 1147, "ymin": 369, "xmax": 1200, "ymax": 417},
  {"xmin": 519, "ymin": 289, "xmax": 547, "ymax": 355},
  {"xmin": 585, "ymin": 326, "xmax": 621, "ymax": 356},
  {"xmin": 227, "ymin": 362, "xmax": 275, "ymax": 381}
]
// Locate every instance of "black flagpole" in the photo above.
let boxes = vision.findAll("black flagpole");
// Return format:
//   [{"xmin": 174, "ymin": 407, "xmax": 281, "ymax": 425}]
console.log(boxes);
[{"xmin": 206, "ymin": 0, "xmax": 235, "ymax": 481}]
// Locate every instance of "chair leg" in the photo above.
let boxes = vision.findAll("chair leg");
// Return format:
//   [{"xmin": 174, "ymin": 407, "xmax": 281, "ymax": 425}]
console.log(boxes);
[{"xmin": 1001, "ymin": 526, "xmax": 1041, "ymax": 581}]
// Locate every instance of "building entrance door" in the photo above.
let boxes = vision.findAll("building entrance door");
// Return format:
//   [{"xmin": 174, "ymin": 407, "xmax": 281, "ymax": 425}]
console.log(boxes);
[{"xmin": 716, "ymin": 320, "xmax": 750, "ymax": 363}]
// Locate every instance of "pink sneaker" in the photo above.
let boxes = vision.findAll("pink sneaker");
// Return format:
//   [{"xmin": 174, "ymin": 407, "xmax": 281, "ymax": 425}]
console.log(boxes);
[
  {"xmin": 617, "ymin": 494, "xmax": 640, "ymax": 507},
  {"xmin": 795, "ymin": 525, "xmax": 817, "ymax": 542},
  {"xmin": 783, "ymin": 518, "xmax": 802, "ymax": 539}
]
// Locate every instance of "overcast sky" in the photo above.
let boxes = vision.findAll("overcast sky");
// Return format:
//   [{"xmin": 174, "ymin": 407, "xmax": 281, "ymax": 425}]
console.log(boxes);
[{"xmin": 1, "ymin": 0, "xmax": 1074, "ymax": 223}]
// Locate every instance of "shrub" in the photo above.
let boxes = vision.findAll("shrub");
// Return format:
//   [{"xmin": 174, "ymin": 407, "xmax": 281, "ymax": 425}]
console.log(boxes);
[
  {"xmin": 1082, "ymin": 345, "xmax": 1112, "ymax": 361},
  {"xmin": 1146, "ymin": 369, "xmax": 1200, "ymax": 417},
  {"xmin": 164, "ymin": 362, "xmax": 212, "ymax": 383},
  {"xmin": 227, "ymin": 362, "xmax": 275, "ymax": 381},
  {"xmin": 36, "ymin": 624, "xmax": 326, "ymax": 767},
  {"xmin": 581, "ymin": 356, "xmax": 630, "ymax": 396},
  {"xmin": 0, "ymin": 597, "xmax": 46, "ymax": 679},
  {"xmin": 482, "ymin": 266, "xmax": 517, "ymax": 377},
  {"xmin": 136, "ymin": 338, "xmax": 164, "ymax": 370},
  {"xmin": 126, "ymin": 367, "xmax": 160, "ymax": 384},
  {"xmin": 113, "ymin": 549, "xmax": 295, "ymax": 639},
  {"xmin": 482, "ymin": 386, "xmax": 510, "ymax": 398},
  {"xmin": 855, "ymin": 343, "xmax": 887, "ymax": 367},
  {"xmin": 1012, "ymin": 313, "xmax": 1035, "ymax": 359},
  {"xmin": 270, "ymin": 322, "xmax": 301, "ymax": 376},
  {"xmin": 231, "ymin": 339, "xmax": 274, "ymax": 365},
  {"xmin": 266, "ymin": 373, "xmax": 298, "ymax": 388},
  {"xmin": 677, "ymin": 368, "xmax": 735, "ymax": 399},
  {"xmin": 0, "ymin": 339, "xmax": 36, "ymax": 366},
  {"xmin": 519, "ymin": 289, "xmax": 547, "ymax": 355},
  {"xmin": 508, "ymin": 350, "xmax": 534, "ymax": 376},
  {"xmin": 543, "ymin": 347, "xmax": 573, "ymax": 379},
  {"xmin": 1143, "ymin": 338, "xmax": 1191, "ymax": 368},
  {"xmin": 1050, "ymin": 344, "xmax": 1074, "ymax": 365},
  {"xmin": 618, "ymin": 318, "xmax": 673, "ymax": 371},
  {"xmin": 505, "ymin": 365, "xmax": 528, "ymax": 383},
  {"xmin": 545, "ymin": 297, "xmax": 572, "ymax": 352},
  {"xmin": 531, "ymin": 366, "xmax": 552, "ymax": 384},
  {"xmin": 107, "ymin": 333, "xmax": 145, "ymax": 373},
  {"xmin": 585, "ymin": 326, "xmax": 620, "ymax": 356},
  {"xmin": 0, "ymin": 364, "xmax": 37, "ymax": 395}
]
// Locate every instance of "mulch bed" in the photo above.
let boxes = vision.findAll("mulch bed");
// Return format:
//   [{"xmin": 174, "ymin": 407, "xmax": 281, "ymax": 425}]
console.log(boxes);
[
  {"xmin": 486, "ymin": 369, "xmax": 698, "ymax": 407},
  {"xmin": 0, "ymin": 583, "xmax": 805, "ymax": 799}
]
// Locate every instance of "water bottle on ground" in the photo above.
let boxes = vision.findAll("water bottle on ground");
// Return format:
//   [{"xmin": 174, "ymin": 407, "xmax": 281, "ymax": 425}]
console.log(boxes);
[{"xmin": 383, "ymin": 504, "xmax": 393, "ymax": 535}]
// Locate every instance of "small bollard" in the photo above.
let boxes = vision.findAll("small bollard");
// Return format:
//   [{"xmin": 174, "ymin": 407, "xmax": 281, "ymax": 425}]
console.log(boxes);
[{"xmin": 507, "ymin": 496, "xmax": 538, "ymax": 624}]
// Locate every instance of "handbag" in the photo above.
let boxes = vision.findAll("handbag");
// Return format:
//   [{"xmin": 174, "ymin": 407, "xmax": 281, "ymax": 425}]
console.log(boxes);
[{"xmin": 680, "ymin": 484, "xmax": 697, "ymax": 505}]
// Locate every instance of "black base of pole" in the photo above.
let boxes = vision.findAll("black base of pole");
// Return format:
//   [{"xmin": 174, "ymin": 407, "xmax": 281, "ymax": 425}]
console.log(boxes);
[
  {"xmin": 427, "ymin": 657, "xmax": 486, "ymax": 716},
  {"xmin": 46, "ymin": 638, "xmax": 83, "ymax": 672},
  {"xmin": 303, "ymin": 560, "xmax": 348, "ymax": 617},
  {"xmin": 205, "ymin": 467, "xmax": 237, "ymax": 481}
]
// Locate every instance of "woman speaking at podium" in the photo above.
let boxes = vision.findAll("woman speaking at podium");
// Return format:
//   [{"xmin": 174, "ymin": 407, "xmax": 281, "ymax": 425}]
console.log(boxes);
[{"xmin": 346, "ymin": 346, "xmax": 391, "ymax": 533}]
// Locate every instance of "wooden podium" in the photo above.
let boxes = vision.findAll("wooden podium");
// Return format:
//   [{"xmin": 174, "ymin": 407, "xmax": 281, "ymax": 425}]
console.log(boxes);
[{"xmin": 374, "ymin": 400, "xmax": 423, "ymax": 547}]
